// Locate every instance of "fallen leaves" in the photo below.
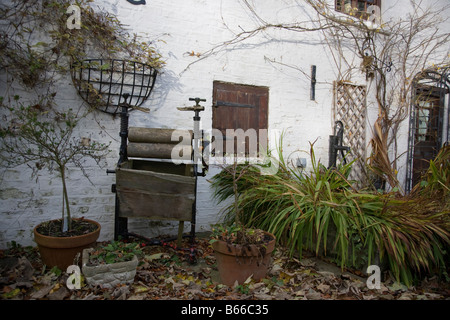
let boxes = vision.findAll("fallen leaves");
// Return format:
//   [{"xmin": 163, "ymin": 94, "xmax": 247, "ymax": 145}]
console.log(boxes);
[
  {"xmin": 0, "ymin": 238, "xmax": 449, "ymax": 300},
  {"xmin": 2, "ymin": 287, "xmax": 21, "ymax": 299},
  {"xmin": 316, "ymin": 283, "xmax": 330, "ymax": 294},
  {"xmin": 30, "ymin": 285, "xmax": 53, "ymax": 299}
]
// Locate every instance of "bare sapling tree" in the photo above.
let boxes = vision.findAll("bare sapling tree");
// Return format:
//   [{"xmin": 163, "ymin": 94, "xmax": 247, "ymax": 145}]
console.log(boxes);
[{"xmin": 0, "ymin": 97, "xmax": 110, "ymax": 232}]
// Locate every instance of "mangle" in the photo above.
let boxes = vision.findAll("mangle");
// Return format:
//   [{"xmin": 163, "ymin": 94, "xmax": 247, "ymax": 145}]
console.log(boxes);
[{"xmin": 107, "ymin": 96, "xmax": 208, "ymax": 259}]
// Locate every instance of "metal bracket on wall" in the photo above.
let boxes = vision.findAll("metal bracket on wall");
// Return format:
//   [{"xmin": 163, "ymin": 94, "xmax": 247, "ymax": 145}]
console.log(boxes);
[
  {"xmin": 213, "ymin": 101, "xmax": 255, "ymax": 108},
  {"xmin": 311, "ymin": 65, "xmax": 317, "ymax": 101}
]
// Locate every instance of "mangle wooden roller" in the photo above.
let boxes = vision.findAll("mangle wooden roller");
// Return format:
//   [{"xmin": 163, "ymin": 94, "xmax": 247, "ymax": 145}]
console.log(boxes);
[{"xmin": 126, "ymin": 127, "xmax": 193, "ymax": 159}]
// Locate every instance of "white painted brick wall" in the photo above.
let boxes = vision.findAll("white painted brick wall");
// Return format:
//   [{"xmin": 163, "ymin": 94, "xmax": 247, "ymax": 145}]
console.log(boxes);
[{"xmin": 1, "ymin": 0, "xmax": 448, "ymax": 248}]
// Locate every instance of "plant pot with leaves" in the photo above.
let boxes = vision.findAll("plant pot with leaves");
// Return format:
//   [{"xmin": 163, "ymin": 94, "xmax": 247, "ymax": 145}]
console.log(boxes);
[
  {"xmin": 209, "ymin": 160, "xmax": 276, "ymax": 286},
  {"xmin": 82, "ymin": 240, "xmax": 142, "ymax": 288},
  {"xmin": 0, "ymin": 101, "xmax": 110, "ymax": 269},
  {"xmin": 210, "ymin": 224, "xmax": 276, "ymax": 286}
]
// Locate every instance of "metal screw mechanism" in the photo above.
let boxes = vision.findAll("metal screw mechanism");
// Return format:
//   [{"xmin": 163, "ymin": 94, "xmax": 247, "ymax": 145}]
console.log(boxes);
[
  {"xmin": 106, "ymin": 93, "xmax": 132, "ymax": 175},
  {"xmin": 118, "ymin": 94, "xmax": 132, "ymax": 166},
  {"xmin": 177, "ymin": 98, "xmax": 207, "ymax": 172}
]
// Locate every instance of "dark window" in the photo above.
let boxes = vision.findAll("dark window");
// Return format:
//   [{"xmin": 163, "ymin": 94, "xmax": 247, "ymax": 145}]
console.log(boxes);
[
  {"xmin": 212, "ymin": 81, "xmax": 268, "ymax": 157},
  {"xmin": 335, "ymin": 0, "xmax": 381, "ymax": 20}
]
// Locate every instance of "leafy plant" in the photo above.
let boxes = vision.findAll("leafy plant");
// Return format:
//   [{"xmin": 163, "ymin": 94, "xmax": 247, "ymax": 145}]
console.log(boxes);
[
  {"xmin": 88, "ymin": 241, "xmax": 142, "ymax": 265},
  {"xmin": 367, "ymin": 118, "xmax": 401, "ymax": 191},
  {"xmin": 411, "ymin": 145, "xmax": 450, "ymax": 201},
  {"xmin": 210, "ymin": 139, "xmax": 450, "ymax": 286},
  {"xmin": 209, "ymin": 224, "xmax": 241, "ymax": 244},
  {"xmin": 235, "ymin": 284, "xmax": 250, "ymax": 295},
  {"xmin": 209, "ymin": 224, "xmax": 268, "ymax": 247},
  {"xmin": 210, "ymin": 154, "xmax": 274, "ymax": 247}
]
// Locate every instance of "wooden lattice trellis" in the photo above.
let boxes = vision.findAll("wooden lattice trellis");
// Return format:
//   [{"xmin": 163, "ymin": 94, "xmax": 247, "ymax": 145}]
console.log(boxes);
[{"xmin": 334, "ymin": 81, "xmax": 367, "ymax": 184}]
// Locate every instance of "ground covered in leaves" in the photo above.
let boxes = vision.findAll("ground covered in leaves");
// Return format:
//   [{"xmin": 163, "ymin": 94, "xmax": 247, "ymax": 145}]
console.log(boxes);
[{"xmin": 1, "ymin": 236, "xmax": 449, "ymax": 301}]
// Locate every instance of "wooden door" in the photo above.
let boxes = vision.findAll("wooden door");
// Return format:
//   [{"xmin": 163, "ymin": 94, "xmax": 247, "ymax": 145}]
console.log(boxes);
[{"xmin": 212, "ymin": 81, "xmax": 268, "ymax": 157}]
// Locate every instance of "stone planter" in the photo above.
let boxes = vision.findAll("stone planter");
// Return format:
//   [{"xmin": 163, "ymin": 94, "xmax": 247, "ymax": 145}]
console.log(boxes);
[{"xmin": 82, "ymin": 248, "xmax": 138, "ymax": 289}]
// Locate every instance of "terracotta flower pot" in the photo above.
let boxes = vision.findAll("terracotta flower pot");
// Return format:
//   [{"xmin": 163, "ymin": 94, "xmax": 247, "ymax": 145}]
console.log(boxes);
[
  {"xmin": 212, "ymin": 231, "xmax": 276, "ymax": 286},
  {"xmin": 34, "ymin": 218, "xmax": 101, "ymax": 269}
]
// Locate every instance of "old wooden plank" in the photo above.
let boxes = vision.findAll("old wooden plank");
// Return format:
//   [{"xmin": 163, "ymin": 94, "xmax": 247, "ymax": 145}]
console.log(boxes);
[
  {"xmin": 117, "ymin": 188, "xmax": 194, "ymax": 221},
  {"xmin": 116, "ymin": 166, "xmax": 195, "ymax": 195},
  {"xmin": 122, "ymin": 159, "xmax": 193, "ymax": 176}
]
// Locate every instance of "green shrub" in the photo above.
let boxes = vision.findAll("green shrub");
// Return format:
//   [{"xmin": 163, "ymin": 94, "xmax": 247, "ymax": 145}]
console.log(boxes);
[
  {"xmin": 210, "ymin": 142, "xmax": 450, "ymax": 286},
  {"xmin": 88, "ymin": 241, "xmax": 142, "ymax": 265}
]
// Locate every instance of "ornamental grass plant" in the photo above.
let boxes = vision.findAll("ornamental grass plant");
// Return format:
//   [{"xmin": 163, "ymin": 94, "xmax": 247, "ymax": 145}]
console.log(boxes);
[{"xmin": 210, "ymin": 141, "xmax": 450, "ymax": 286}]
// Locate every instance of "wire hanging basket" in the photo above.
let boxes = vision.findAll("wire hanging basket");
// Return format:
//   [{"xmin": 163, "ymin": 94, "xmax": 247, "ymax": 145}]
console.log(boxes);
[{"xmin": 71, "ymin": 59, "xmax": 158, "ymax": 115}]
